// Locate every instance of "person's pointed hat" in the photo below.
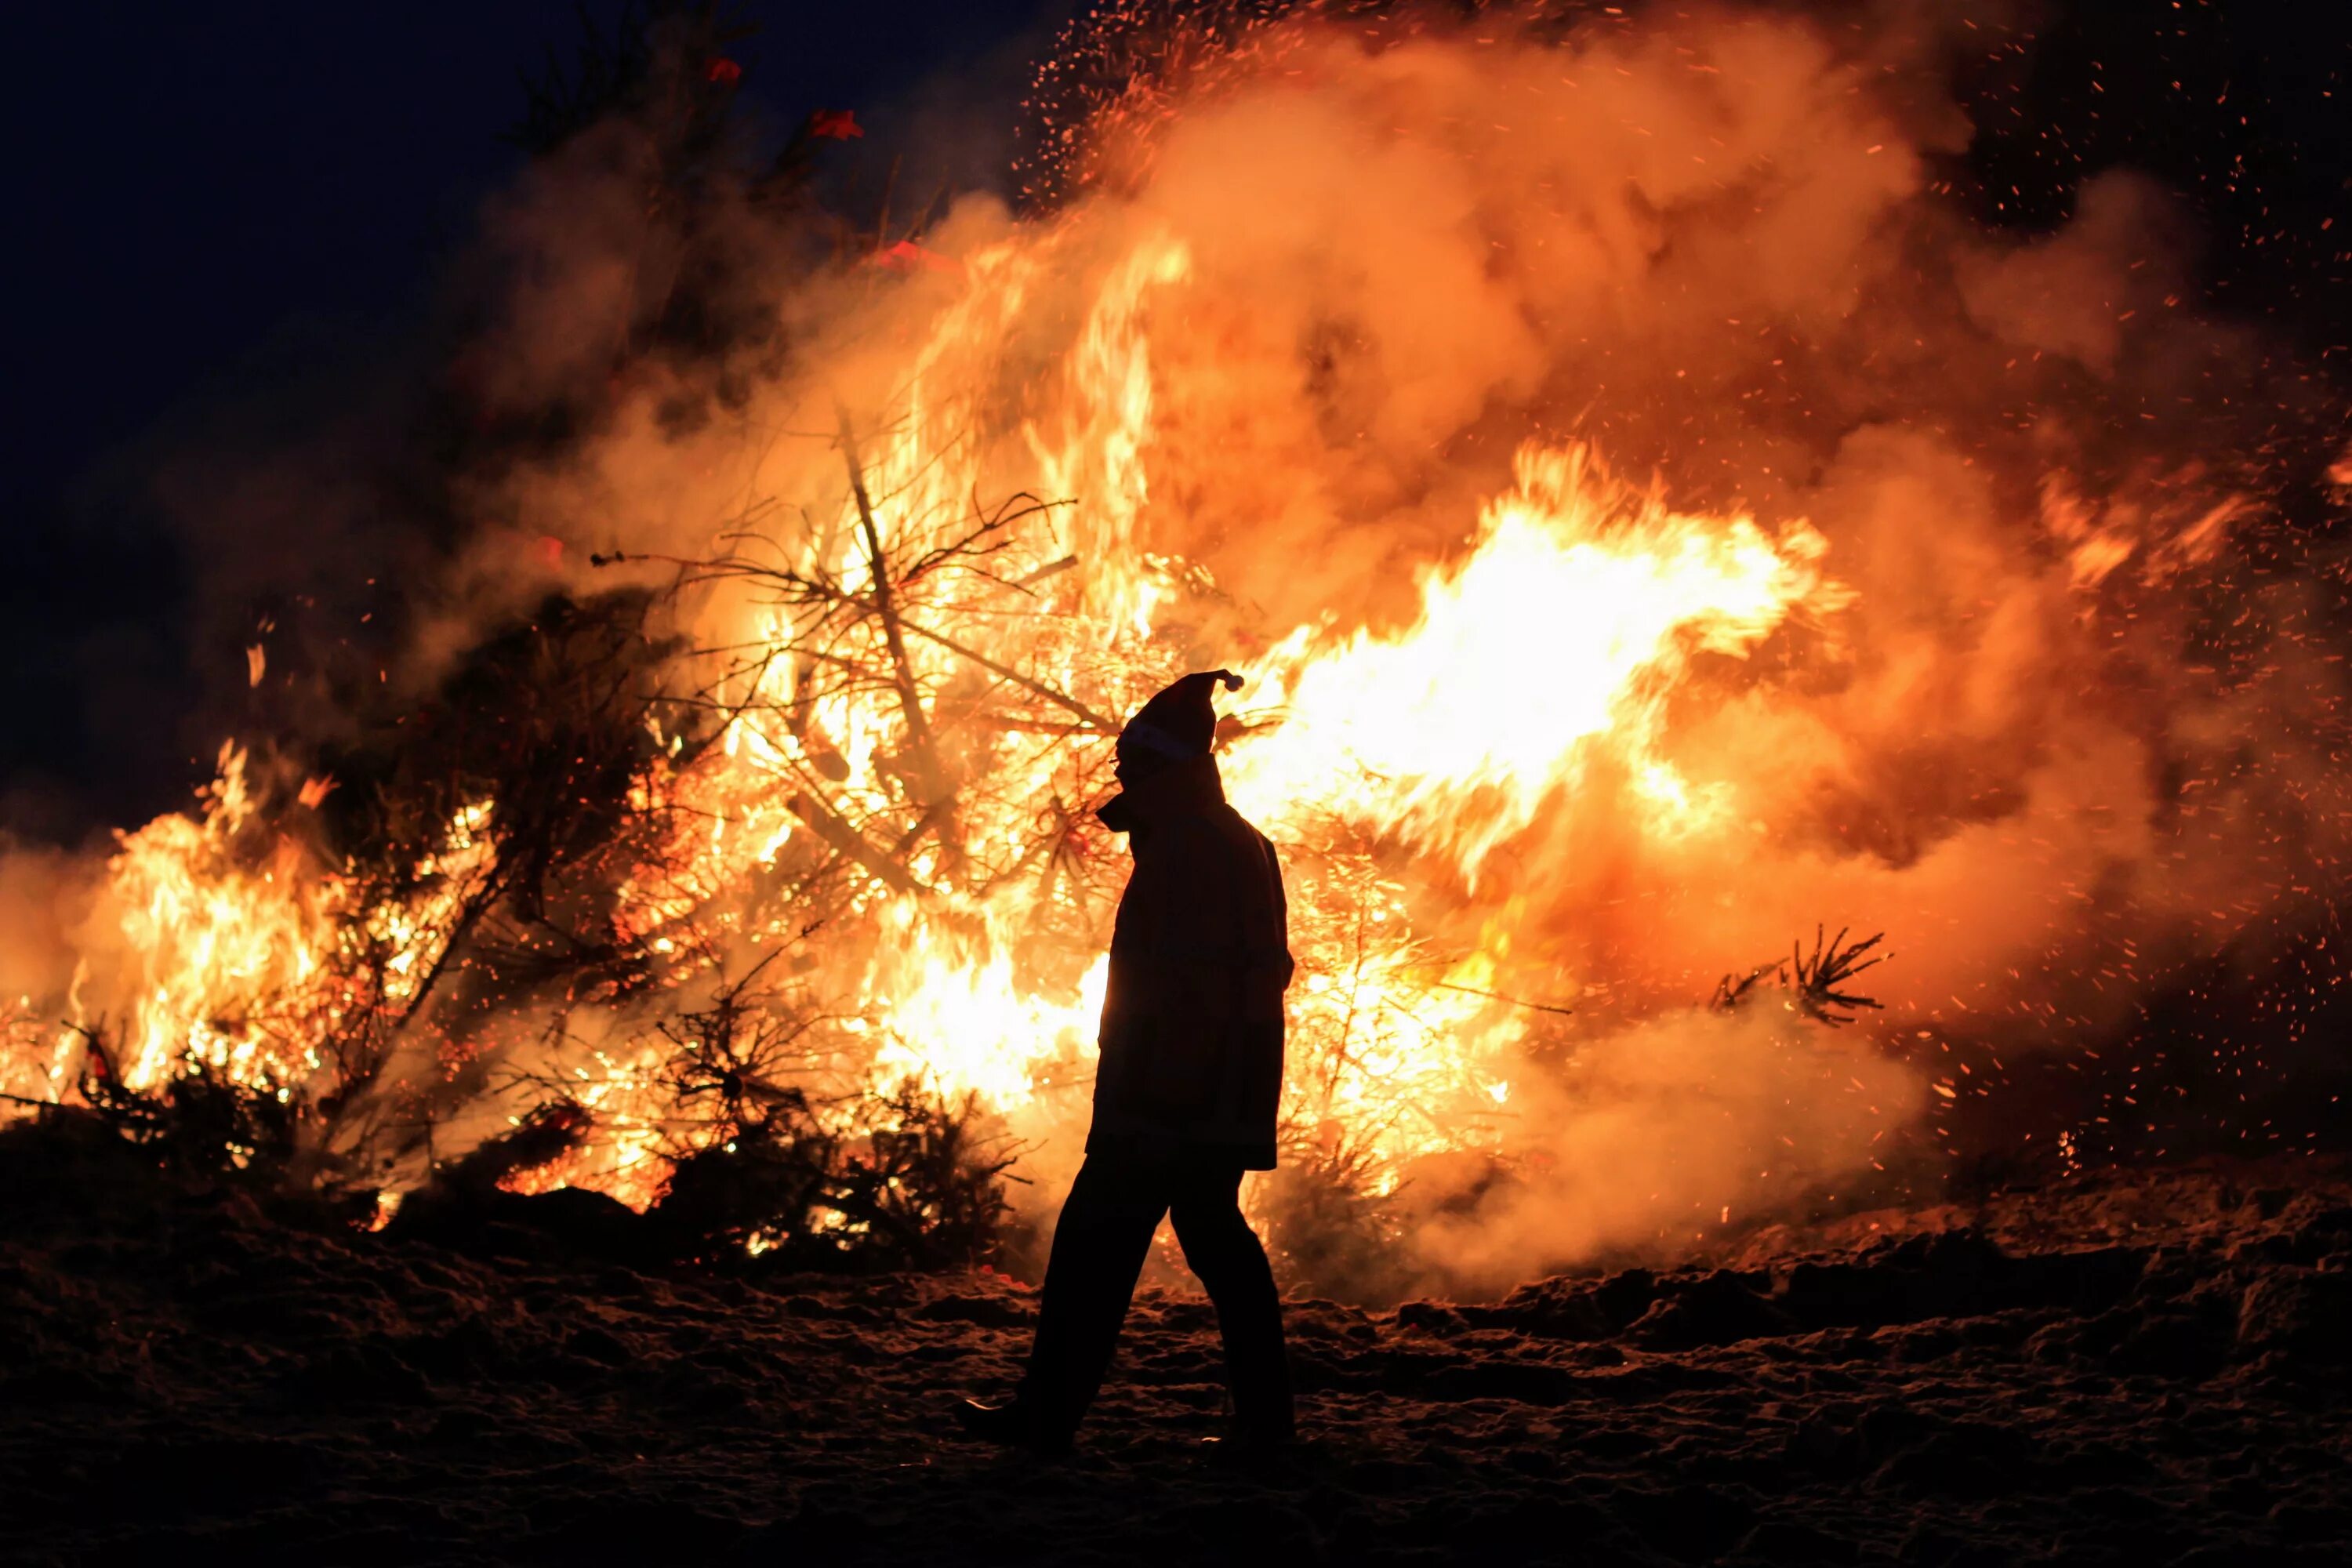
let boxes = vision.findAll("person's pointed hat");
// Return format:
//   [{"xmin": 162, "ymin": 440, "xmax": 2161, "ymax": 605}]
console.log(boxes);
[{"xmin": 1119, "ymin": 670, "xmax": 1243, "ymax": 760}]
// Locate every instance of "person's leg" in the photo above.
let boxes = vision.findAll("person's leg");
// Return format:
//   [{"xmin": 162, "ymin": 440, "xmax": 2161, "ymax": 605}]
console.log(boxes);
[
  {"xmin": 1167, "ymin": 1161, "xmax": 1294, "ymax": 1443},
  {"xmin": 1018, "ymin": 1152, "xmax": 1167, "ymax": 1445}
]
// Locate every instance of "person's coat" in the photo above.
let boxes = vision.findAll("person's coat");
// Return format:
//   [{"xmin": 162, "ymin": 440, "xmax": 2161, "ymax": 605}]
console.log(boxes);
[{"xmin": 1090, "ymin": 753, "xmax": 1293, "ymax": 1167}]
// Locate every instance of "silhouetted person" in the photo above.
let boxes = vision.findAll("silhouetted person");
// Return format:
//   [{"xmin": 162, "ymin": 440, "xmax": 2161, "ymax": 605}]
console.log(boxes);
[{"xmin": 956, "ymin": 669, "xmax": 1295, "ymax": 1458}]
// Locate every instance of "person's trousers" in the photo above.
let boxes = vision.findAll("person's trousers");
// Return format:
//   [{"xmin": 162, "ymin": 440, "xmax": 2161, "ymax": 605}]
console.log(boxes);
[{"xmin": 1019, "ymin": 1146, "xmax": 1293, "ymax": 1443}]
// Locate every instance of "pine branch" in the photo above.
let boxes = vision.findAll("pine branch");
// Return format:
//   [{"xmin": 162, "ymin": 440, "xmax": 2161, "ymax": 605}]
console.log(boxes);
[{"xmin": 836, "ymin": 407, "xmax": 953, "ymax": 812}]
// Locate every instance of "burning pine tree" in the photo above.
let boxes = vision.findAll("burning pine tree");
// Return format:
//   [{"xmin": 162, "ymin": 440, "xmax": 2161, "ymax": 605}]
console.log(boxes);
[{"xmin": 10, "ymin": 2, "xmax": 2350, "ymax": 1294}]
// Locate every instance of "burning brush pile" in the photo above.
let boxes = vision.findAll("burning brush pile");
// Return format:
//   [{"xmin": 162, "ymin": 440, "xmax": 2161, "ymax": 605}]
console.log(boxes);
[{"xmin": 5, "ymin": 2, "xmax": 2350, "ymax": 1302}]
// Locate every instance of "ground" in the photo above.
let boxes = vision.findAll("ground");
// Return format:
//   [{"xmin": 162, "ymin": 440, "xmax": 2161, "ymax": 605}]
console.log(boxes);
[{"xmin": 4, "ymin": 1137, "xmax": 2349, "ymax": 1566}]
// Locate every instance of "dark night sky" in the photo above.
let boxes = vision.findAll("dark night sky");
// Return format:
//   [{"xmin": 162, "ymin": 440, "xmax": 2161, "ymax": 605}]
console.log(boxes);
[
  {"xmin": 4, "ymin": 2, "xmax": 2350, "ymax": 838},
  {"xmin": 5, "ymin": 3, "xmax": 1051, "ymax": 521},
  {"xmin": 2, "ymin": 1, "xmax": 1061, "ymax": 834}
]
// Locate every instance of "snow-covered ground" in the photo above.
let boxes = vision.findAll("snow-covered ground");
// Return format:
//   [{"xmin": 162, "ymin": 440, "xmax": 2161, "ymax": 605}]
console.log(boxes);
[{"xmin": 5, "ymin": 1128, "xmax": 2348, "ymax": 1566}]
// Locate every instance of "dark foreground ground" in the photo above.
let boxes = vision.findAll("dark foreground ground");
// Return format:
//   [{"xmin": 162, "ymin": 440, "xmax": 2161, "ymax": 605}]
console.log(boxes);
[{"xmin": 4, "ymin": 1140, "xmax": 2350, "ymax": 1567}]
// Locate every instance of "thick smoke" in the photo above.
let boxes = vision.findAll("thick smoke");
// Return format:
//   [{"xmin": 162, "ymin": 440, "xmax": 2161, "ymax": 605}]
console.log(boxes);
[
  {"xmin": 499, "ymin": 5, "xmax": 2347, "ymax": 1281},
  {"xmin": 1409, "ymin": 1006, "xmax": 1919, "ymax": 1294},
  {"xmin": 1091, "ymin": 8, "xmax": 2340, "ymax": 1251}
]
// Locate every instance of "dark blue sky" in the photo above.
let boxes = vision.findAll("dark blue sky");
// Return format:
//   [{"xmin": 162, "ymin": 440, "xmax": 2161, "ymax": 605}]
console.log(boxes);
[
  {"xmin": 6, "ymin": 2, "xmax": 1055, "ymax": 521},
  {"xmin": 2, "ymin": 2, "xmax": 1061, "ymax": 834}
]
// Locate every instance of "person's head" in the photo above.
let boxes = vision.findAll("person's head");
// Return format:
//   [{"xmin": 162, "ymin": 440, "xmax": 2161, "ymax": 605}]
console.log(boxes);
[
  {"xmin": 1112, "ymin": 669, "xmax": 1243, "ymax": 786},
  {"xmin": 1112, "ymin": 735, "xmax": 1178, "ymax": 788}
]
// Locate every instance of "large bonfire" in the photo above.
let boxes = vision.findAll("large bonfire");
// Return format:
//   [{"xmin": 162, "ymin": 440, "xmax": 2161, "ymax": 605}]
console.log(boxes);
[{"xmin": 7, "ymin": 3, "xmax": 2347, "ymax": 1295}]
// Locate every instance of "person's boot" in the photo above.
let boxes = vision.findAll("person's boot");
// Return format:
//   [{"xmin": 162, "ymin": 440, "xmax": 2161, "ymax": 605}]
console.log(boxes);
[{"xmin": 949, "ymin": 1399, "xmax": 1073, "ymax": 1459}]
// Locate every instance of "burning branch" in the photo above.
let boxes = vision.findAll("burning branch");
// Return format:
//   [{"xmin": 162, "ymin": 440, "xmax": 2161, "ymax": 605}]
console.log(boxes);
[
  {"xmin": 1788, "ymin": 926, "xmax": 1887, "ymax": 1024},
  {"xmin": 602, "ymin": 543, "xmax": 1116, "ymax": 735},
  {"xmin": 59, "ymin": 1020, "xmax": 309, "ymax": 1187},
  {"xmin": 1713, "ymin": 926, "xmax": 1887, "ymax": 1025},
  {"xmin": 1417, "ymin": 978, "xmax": 1575, "ymax": 1019},
  {"xmin": 654, "ymin": 954, "xmax": 828, "ymax": 1138},
  {"xmin": 837, "ymin": 407, "xmax": 953, "ymax": 814},
  {"xmin": 863, "ymin": 604, "xmax": 1116, "ymax": 734},
  {"xmin": 788, "ymin": 790, "xmax": 932, "ymax": 898},
  {"xmin": 628, "ymin": 964, "xmax": 1025, "ymax": 1267}
]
